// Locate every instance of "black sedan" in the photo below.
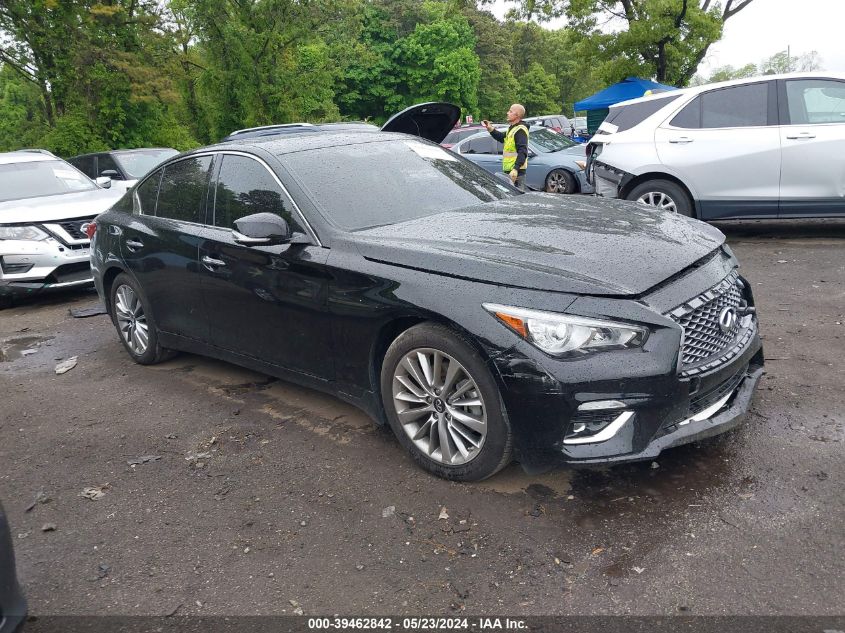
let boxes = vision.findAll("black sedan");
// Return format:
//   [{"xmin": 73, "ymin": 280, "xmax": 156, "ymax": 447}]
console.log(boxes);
[
  {"xmin": 89, "ymin": 107, "xmax": 763, "ymax": 481},
  {"xmin": 0, "ymin": 502, "xmax": 26, "ymax": 633}
]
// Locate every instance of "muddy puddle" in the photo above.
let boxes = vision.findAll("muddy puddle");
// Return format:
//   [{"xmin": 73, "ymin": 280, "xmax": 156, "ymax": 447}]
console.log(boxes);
[{"xmin": 0, "ymin": 335, "xmax": 53, "ymax": 362}]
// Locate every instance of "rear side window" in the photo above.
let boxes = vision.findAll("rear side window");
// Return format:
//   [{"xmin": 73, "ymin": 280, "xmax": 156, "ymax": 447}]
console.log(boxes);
[
  {"xmin": 135, "ymin": 169, "xmax": 162, "ymax": 215},
  {"xmin": 701, "ymin": 83, "xmax": 768, "ymax": 128},
  {"xmin": 156, "ymin": 156, "xmax": 213, "ymax": 223},
  {"xmin": 461, "ymin": 136, "xmax": 500, "ymax": 154},
  {"xmin": 786, "ymin": 79, "xmax": 845, "ymax": 124},
  {"xmin": 213, "ymin": 155, "xmax": 300, "ymax": 231},
  {"xmin": 604, "ymin": 94, "xmax": 681, "ymax": 132}
]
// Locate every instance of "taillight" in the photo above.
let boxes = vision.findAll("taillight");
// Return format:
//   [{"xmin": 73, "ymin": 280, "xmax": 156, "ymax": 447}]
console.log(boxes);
[{"xmin": 85, "ymin": 221, "xmax": 97, "ymax": 239}]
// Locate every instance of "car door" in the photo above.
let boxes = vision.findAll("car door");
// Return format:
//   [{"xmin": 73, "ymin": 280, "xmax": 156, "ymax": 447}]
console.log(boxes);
[
  {"xmin": 198, "ymin": 152, "xmax": 333, "ymax": 378},
  {"xmin": 778, "ymin": 77, "xmax": 845, "ymax": 217},
  {"xmin": 654, "ymin": 81, "xmax": 781, "ymax": 219},
  {"xmin": 121, "ymin": 155, "xmax": 213, "ymax": 341}
]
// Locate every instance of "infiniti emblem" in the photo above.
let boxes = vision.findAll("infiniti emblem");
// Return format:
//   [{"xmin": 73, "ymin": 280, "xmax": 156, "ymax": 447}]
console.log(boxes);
[{"xmin": 718, "ymin": 306, "xmax": 737, "ymax": 334}]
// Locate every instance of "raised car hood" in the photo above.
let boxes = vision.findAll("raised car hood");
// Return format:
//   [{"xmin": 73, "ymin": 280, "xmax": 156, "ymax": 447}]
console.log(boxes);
[
  {"xmin": 0, "ymin": 188, "xmax": 123, "ymax": 224},
  {"xmin": 354, "ymin": 193, "xmax": 725, "ymax": 296}
]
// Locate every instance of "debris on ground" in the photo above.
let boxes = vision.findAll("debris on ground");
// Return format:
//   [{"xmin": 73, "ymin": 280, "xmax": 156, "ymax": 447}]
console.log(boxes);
[
  {"xmin": 185, "ymin": 451, "xmax": 212, "ymax": 461},
  {"xmin": 438, "ymin": 507, "xmax": 449, "ymax": 520},
  {"xmin": 80, "ymin": 484, "xmax": 109, "ymax": 501},
  {"xmin": 69, "ymin": 304, "xmax": 107, "ymax": 318},
  {"xmin": 632, "ymin": 566, "xmax": 645, "ymax": 574},
  {"xmin": 55, "ymin": 356, "xmax": 78, "ymax": 375},
  {"xmin": 21, "ymin": 349, "xmax": 38, "ymax": 356},
  {"xmin": 41, "ymin": 523, "xmax": 56, "ymax": 532},
  {"xmin": 24, "ymin": 489, "xmax": 51, "ymax": 512},
  {"xmin": 127, "ymin": 455, "xmax": 162, "ymax": 466},
  {"xmin": 382, "ymin": 505, "xmax": 395, "ymax": 518},
  {"xmin": 651, "ymin": 461, "xmax": 660, "ymax": 469}
]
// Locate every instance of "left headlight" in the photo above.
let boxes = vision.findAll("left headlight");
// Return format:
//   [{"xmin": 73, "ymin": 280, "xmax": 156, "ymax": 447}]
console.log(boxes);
[
  {"xmin": 0, "ymin": 225, "xmax": 50, "ymax": 241},
  {"xmin": 483, "ymin": 303, "xmax": 648, "ymax": 357}
]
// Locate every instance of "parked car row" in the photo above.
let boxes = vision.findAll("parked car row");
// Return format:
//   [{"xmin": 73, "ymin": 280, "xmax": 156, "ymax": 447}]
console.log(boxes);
[
  {"xmin": 588, "ymin": 72, "xmax": 845, "ymax": 219},
  {"xmin": 87, "ymin": 102, "xmax": 763, "ymax": 482}
]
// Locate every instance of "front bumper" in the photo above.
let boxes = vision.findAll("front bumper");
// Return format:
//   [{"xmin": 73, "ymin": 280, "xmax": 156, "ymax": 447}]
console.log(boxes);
[
  {"xmin": 0, "ymin": 236, "xmax": 93, "ymax": 299},
  {"xmin": 575, "ymin": 170, "xmax": 594, "ymax": 195},
  {"xmin": 591, "ymin": 161, "xmax": 628, "ymax": 199}
]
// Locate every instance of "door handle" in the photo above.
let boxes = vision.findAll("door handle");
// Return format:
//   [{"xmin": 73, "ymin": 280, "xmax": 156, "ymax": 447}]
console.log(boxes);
[
  {"xmin": 125, "ymin": 238, "xmax": 144, "ymax": 252},
  {"xmin": 668, "ymin": 137, "xmax": 694, "ymax": 144},
  {"xmin": 785, "ymin": 132, "xmax": 816, "ymax": 139},
  {"xmin": 202, "ymin": 255, "xmax": 226, "ymax": 270}
]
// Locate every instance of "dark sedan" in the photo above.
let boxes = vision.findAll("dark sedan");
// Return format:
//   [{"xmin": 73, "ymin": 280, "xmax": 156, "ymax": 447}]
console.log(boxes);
[
  {"xmin": 89, "ymin": 120, "xmax": 763, "ymax": 481},
  {"xmin": 0, "ymin": 503, "xmax": 26, "ymax": 633}
]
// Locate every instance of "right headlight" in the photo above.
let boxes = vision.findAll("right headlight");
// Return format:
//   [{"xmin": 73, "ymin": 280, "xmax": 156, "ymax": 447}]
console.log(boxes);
[
  {"xmin": 0, "ymin": 225, "xmax": 49, "ymax": 241},
  {"xmin": 483, "ymin": 303, "xmax": 648, "ymax": 357}
]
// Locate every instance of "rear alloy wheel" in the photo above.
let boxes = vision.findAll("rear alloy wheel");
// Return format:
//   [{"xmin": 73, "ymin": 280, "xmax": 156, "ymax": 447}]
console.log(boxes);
[
  {"xmin": 381, "ymin": 323, "xmax": 511, "ymax": 481},
  {"xmin": 109, "ymin": 273, "xmax": 174, "ymax": 365},
  {"xmin": 626, "ymin": 179, "xmax": 693, "ymax": 217},
  {"xmin": 545, "ymin": 169, "xmax": 576, "ymax": 194}
]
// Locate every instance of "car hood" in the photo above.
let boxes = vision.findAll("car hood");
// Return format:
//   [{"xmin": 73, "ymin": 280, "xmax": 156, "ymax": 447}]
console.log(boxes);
[
  {"xmin": 354, "ymin": 193, "xmax": 725, "ymax": 296},
  {"xmin": 0, "ymin": 188, "xmax": 123, "ymax": 224}
]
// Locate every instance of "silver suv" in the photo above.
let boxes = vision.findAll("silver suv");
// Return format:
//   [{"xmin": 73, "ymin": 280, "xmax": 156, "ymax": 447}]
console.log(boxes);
[
  {"xmin": 0, "ymin": 151, "xmax": 123, "ymax": 305},
  {"xmin": 587, "ymin": 72, "xmax": 845, "ymax": 219}
]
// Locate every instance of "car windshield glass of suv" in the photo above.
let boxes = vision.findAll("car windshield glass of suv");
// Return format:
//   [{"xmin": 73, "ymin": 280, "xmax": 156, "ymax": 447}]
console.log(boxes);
[
  {"xmin": 284, "ymin": 139, "xmax": 516, "ymax": 231},
  {"xmin": 530, "ymin": 128, "xmax": 577, "ymax": 152},
  {"xmin": 114, "ymin": 149, "xmax": 178, "ymax": 179},
  {"xmin": 0, "ymin": 159, "xmax": 95, "ymax": 202}
]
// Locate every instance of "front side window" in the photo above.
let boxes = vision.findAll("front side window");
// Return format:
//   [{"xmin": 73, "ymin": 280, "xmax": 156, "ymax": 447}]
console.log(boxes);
[
  {"xmin": 156, "ymin": 156, "xmax": 212, "ymax": 223},
  {"xmin": 786, "ymin": 79, "xmax": 845, "ymax": 125},
  {"xmin": 97, "ymin": 154, "xmax": 123, "ymax": 178},
  {"xmin": 213, "ymin": 155, "xmax": 300, "ymax": 231},
  {"xmin": 0, "ymin": 159, "xmax": 96, "ymax": 202},
  {"xmin": 284, "ymin": 139, "xmax": 515, "ymax": 231},
  {"xmin": 700, "ymin": 83, "xmax": 769, "ymax": 128},
  {"xmin": 69, "ymin": 156, "xmax": 96, "ymax": 179}
]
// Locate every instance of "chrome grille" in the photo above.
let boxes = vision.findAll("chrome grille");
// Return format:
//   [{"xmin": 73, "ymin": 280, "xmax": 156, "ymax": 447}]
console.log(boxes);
[{"xmin": 668, "ymin": 271, "xmax": 745, "ymax": 370}]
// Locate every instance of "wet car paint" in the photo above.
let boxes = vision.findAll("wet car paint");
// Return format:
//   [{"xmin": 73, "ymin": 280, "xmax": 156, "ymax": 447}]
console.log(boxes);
[{"xmin": 91, "ymin": 133, "xmax": 762, "ymax": 471}]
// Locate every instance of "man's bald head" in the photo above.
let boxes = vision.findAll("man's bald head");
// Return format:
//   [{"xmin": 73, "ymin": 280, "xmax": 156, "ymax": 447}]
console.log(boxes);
[{"xmin": 507, "ymin": 103, "xmax": 525, "ymax": 124}]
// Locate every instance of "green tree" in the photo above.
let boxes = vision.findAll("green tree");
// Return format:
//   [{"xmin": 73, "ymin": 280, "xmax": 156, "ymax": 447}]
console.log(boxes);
[{"xmin": 517, "ymin": 62, "xmax": 559, "ymax": 115}]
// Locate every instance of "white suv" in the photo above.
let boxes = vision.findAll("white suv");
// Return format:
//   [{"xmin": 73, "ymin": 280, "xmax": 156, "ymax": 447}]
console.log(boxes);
[{"xmin": 587, "ymin": 72, "xmax": 845, "ymax": 219}]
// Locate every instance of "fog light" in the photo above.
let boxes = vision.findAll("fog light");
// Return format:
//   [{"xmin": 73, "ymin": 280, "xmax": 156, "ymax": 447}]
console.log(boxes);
[{"xmin": 564, "ymin": 411, "xmax": 634, "ymax": 445}]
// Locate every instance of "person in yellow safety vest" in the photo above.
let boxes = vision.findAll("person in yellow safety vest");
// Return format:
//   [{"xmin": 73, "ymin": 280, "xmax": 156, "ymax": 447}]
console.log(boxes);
[{"xmin": 482, "ymin": 104, "xmax": 529, "ymax": 191}]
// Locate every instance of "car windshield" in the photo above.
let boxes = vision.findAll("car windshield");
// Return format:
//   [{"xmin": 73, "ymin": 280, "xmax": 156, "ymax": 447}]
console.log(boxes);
[
  {"xmin": 0, "ymin": 159, "xmax": 95, "ymax": 202},
  {"xmin": 285, "ymin": 139, "xmax": 516, "ymax": 231},
  {"xmin": 530, "ymin": 128, "xmax": 577, "ymax": 152},
  {"xmin": 113, "ymin": 149, "xmax": 178, "ymax": 179}
]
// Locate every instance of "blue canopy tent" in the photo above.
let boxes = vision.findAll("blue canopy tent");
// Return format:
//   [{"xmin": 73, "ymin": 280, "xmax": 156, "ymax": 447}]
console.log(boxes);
[{"xmin": 574, "ymin": 77, "xmax": 677, "ymax": 134}]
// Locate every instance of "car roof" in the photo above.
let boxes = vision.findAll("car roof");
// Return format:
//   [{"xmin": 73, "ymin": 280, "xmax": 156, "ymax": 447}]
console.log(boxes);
[
  {"xmin": 0, "ymin": 151, "xmax": 58, "ymax": 165},
  {"xmin": 210, "ymin": 130, "xmax": 417, "ymax": 156},
  {"xmin": 612, "ymin": 71, "xmax": 845, "ymax": 110},
  {"xmin": 222, "ymin": 122, "xmax": 379, "ymax": 142},
  {"xmin": 70, "ymin": 147, "xmax": 176, "ymax": 159}
]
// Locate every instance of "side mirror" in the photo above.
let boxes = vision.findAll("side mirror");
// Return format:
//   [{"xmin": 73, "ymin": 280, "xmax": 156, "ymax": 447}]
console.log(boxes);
[
  {"xmin": 101, "ymin": 170, "xmax": 122, "ymax": 179},
  {"xmin": 233, "ymin": 212, "xmax": 292, "ymax": 246},
  {"xmin": 95, "ymin": 176, "xmax": 112, "ymax": 189}
]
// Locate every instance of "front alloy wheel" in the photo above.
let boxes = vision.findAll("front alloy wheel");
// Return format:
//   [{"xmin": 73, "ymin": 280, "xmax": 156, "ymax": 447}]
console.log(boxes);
[
  {"xmin": 381, "ymin": 323, "xmax": 512, "ymax": 481},
  {"xmin": 392, "ymin": 348, "xmax": 487, "ymax": 466}
]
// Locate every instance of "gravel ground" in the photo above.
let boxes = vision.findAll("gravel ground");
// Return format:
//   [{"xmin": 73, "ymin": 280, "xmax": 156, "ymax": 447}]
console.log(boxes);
[{"xmin": 0, "ymin": 220, "xmax": 842, "ymax": 622}]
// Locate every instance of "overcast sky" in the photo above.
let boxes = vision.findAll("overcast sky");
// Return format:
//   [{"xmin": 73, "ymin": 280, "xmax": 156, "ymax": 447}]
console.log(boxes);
[{"xmin": 489, "ymin": 0, "xmax": 845, "ymax": 76}]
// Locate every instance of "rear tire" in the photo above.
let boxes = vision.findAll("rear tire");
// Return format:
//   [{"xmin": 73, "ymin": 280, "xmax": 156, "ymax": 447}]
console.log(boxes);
[
  {"xmin": 109, "ymin": 273, "xmax": 174, "ymax": 365},
  {"xmin": 626, "ymin": 179, "xmax": 693, "ymax": 217},
  {"xmin": 380, "ymin": 323, "xmax": 512, "ymax": 481},
  {"xmin": 545, "ymin": 169, "xmax": 577, "ymax": 194}
]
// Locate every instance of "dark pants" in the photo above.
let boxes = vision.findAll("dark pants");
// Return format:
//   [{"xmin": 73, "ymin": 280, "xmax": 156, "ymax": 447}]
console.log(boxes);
[{"xmin": 515, "ymin": 170, "xmax": 526, "ymax": 192}]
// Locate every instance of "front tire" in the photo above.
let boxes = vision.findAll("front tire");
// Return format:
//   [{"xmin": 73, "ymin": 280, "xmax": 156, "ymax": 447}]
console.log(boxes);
[
  {"xmin": 545, "ymin": 169, "xmax": 577, "ymax": 194},
  {"xmin": 626, "ymin": 179, "xmax": 693, "ymax": 216},
  {"xmin": 109, "ymin": 273, "xmax": 174, "ymax": 365},
  {"xmin": 380, "ymin": 323, "xmax": 512, "ymax": 481}
]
